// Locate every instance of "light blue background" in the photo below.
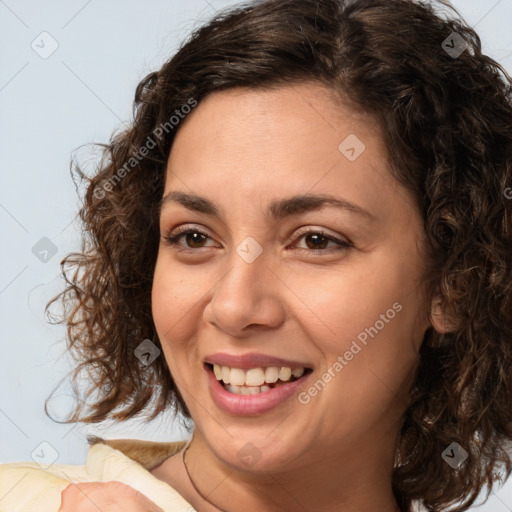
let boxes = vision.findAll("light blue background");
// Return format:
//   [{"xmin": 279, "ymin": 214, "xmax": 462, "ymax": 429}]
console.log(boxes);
[{"xmin": 1, "ymin": 1, "xmax": 511, "ymax": 510}]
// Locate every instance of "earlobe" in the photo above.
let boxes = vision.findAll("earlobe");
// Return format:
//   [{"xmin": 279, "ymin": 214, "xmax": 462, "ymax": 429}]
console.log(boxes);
[{"xmin": 430, "ymin": 296, "xmax": 459, "ymax": 333}]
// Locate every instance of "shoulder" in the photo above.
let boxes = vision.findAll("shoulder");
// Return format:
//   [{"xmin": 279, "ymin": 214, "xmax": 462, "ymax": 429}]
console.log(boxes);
[{"xmin": 0, "ymin": 437, "xmax": 190, "ymax": 512}]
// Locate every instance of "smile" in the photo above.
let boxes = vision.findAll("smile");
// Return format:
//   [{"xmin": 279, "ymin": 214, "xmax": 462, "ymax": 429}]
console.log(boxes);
[
  {"xmin": 211, "ymin": 363, "xmax": 308, "ymax": 394},
  {"xmin": 204, "ymin": 363, "xmax": 313, "ymax": 415}
]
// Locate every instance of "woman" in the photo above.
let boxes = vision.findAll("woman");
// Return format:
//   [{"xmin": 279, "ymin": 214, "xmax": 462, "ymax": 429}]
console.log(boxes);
[{"xmin": 1, "ymin": 0, "xmax": 511, "ymax": 511}]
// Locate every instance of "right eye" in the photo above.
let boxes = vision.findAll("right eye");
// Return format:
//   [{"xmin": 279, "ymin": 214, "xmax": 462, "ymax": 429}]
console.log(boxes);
[{"xmin": 163, "ymin": 226, "xmax": 218, "ymax": 251}]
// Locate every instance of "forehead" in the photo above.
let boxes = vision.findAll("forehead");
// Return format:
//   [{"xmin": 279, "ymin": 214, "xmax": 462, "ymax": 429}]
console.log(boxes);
[
  {"xmin": 163, "ymin": 82, "xmax": 414, "ymax": 221},
  {"xmin": 169, "ymin": 82, "xmax": 382, "ymax": 160}
]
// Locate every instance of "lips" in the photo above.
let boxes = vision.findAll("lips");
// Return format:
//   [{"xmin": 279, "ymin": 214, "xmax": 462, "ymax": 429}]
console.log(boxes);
[
  {"xmin": 204, "ymin": 352, "xmax": 313, "ymax": 369},
  {"xmin": 205, "ymin": 364, "xmax": 312, "ymax": 415},
  {"xmin": 202, "ymin": 352, "xmax": 313, "ymax": 415}
]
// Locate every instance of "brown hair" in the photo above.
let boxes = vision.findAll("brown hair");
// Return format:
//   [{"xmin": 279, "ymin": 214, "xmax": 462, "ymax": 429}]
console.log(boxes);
[{"xmin": 46, "ymin": 1, "xmax": 512, "ymax": 510}]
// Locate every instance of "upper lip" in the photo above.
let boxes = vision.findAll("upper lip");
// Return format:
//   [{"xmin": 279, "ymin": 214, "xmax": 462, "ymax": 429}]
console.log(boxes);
[{"xmin": 204, "ymin": 352, "xmax": 312, "ymax": 369}]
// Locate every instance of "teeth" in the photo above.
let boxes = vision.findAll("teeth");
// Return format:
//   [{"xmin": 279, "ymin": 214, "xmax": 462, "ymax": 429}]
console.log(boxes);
[
  {"xmin": 225, "ymin": 384, "xmax": 272, "ymax": 395},
  {"xmin": 245, "ymin": 368, "xmax": 265, "ymax": 387},
  {"xmin": 278, "ymin": 367, "xmax": 292, "ymax": 381},
  {"xmin": 229, "ymin": 368, "xmax": 246, "ymax": 386},
  {"xmin": 212, "ymin": 364, "xmax": 306, "ymax": 387},
  {"xmin": 292, "ymin": 368, "xmax": 304, "ymax": 378},
  {"xmin": 221, "ymin": 366, "xmax": 230, "ymax": 384},
  {"xmin": 264, "ymin": 367, "xmax": 279, "ymax": 383}
]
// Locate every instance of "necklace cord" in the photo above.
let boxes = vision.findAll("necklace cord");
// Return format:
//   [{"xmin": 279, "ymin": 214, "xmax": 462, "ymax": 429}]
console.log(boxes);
[
  {"xmin": 182, "ymin": 439, "xmax": 406, "ymax": 512},
  {"xmin": 182, "ymin": 439, "xmax": 226, "ymax": 512}
]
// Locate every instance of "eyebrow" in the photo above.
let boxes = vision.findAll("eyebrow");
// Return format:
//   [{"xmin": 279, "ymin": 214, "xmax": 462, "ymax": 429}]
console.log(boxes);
[{"xmin": 159, "ymin": 190, "xmax": 375, "ymax": 221}]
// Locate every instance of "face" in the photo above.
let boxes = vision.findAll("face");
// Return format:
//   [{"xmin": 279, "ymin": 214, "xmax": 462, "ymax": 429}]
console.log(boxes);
[{"xmin": 152, "ymin": 82, "xmax": 431, "ymax": 474}]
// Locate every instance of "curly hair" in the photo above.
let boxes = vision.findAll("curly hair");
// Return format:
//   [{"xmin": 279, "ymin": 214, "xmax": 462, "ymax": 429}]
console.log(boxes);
[{"xmin": 46, "ymin": 0, "xmax": 512, "ymax": 510}]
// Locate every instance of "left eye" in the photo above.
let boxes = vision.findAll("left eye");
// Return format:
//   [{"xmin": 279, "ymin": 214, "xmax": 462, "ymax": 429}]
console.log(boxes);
[
  {"xmin": 293, "ymin": 231, "xmax": 352, "ymax": 252},
  {"xmin": 163, "ymin": 229, "xmax": 351, "ymax": 253}
]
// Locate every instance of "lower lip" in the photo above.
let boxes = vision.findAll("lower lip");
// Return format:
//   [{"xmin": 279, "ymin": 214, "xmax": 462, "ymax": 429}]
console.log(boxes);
[{"xmin": 205, "ymin": 365, "xmax": 311, "ymax": 416}]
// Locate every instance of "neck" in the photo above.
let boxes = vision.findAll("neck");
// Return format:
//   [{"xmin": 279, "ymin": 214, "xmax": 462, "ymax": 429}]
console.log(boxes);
[{"xmin": 182, "ymin": 430, "xmax": 403, "ymax": 512}]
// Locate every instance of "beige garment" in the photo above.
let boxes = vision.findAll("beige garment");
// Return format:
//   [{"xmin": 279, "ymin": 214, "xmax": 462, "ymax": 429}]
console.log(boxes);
[
  {"xmin": 0, "ymin": 438, "xmax": 193, "ymax": 512},
  {"xmin": 0, "ymin": 437, "xmax": 427, "ymax": 512}
]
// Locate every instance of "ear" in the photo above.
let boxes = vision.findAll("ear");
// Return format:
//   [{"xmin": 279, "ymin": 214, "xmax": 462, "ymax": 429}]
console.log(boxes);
[{"xmin": 430, "ymin": 295, "xmax": 459, "ymax": 333}]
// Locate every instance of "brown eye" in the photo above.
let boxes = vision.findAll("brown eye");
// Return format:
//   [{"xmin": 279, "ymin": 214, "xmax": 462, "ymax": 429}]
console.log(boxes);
[
  {"xmin": 165, "ymin": 228, "xmax": 215, "ymax": 249},
  {"xmin": 292, "ymin": 230, "xmax": 352, "ymax": 253},
  {"xmin": 184, "ymin": 232, "xmax": 208, "ymax": 248},
  {"xmin": 303, "ymin": 233, "xmax": 330, "ymax": 250}
]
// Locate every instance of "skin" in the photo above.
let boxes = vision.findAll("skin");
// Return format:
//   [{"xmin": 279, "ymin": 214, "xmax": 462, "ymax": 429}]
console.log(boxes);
[
  {"xmin": 58, "ymin": 482, "xmax": 163, "ymax": 511},
  {"xmin": 60, "ymin": 82, "xmax": 442, "ymax": 511},
  {"xmin": 149, "ymin": 82, "xmax": 435, "ymax": 512}
]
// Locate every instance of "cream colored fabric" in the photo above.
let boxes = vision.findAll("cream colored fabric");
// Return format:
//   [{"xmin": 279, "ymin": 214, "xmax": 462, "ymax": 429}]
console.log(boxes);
[
  {"xmin": 0, "ymin": 441, "xmax": 194, "ymax": 512},
  {"xmin": 0, "ymin": 439, "xmax": 426, "ymax": 512}
]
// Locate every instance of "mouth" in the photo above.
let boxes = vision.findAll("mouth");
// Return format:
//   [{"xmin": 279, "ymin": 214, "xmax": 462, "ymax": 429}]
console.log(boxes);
[{"xmin": 204, "ymin": 362, "xmax": 313, "ymax": 395}]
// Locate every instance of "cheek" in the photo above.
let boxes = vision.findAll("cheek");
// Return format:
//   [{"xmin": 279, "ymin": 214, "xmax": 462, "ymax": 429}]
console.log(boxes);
[
  {"xmin": 151, "ymin": 253, "xmax": 209, "ymax": 327},
  {"xmin": 305, "ymin": 252, "xmax": 425, "ymax": 390},
  {"xmin": 151, "ymin": 260, "xmax": 210, "ymax": 402},
  {"xmin": 306, "ymin": 295, "xmax": 421, "ymax": 433},
  {"xmin": 151, "ymin": 255, "xmax": 207, "ymax": 362},
  {"xmin": 294, "ymin": 262, "xmax": 412, "ymax": 345}
]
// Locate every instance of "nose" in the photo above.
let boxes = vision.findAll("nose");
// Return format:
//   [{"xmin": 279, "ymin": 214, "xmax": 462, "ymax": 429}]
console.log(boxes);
[{"xmin": 202, "ymin": 243, "xmax": 286, "ymax": 337}]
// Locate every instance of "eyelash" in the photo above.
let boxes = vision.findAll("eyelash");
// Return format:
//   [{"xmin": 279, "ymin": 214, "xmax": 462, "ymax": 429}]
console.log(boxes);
[{"xmin": 162, "ymin": 225, "xmax": 352, "ymax": 255}]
